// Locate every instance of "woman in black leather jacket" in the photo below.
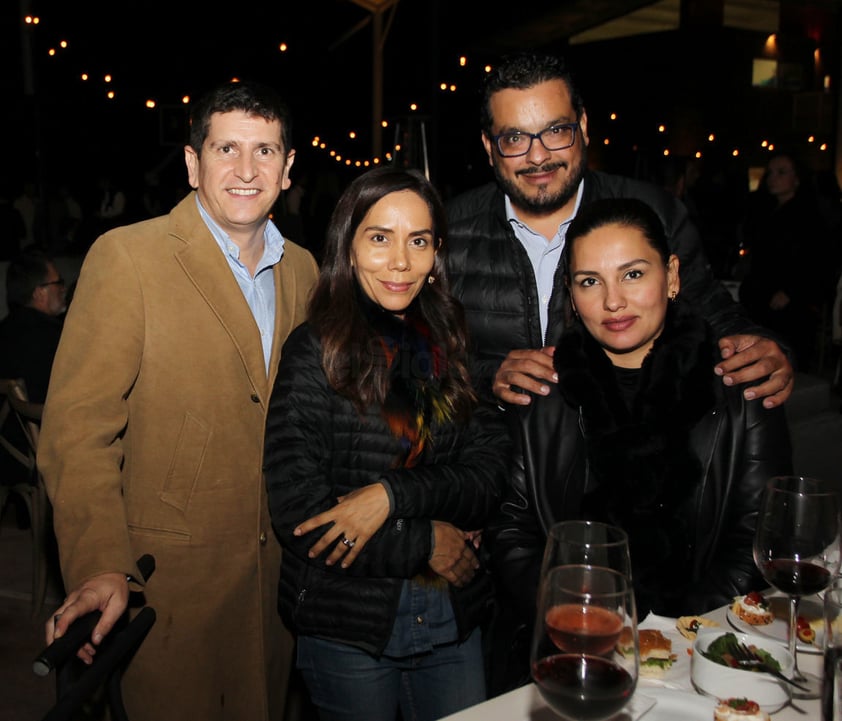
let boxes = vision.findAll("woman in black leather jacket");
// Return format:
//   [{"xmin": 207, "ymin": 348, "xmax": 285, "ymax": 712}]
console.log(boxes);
[
  {"xmin": 486, "ymin": 197, "xmax": 792, "ymax": 690},
  {"xmin": 264, "ymin": 167, "xmax": 510, "ymax": 721}
]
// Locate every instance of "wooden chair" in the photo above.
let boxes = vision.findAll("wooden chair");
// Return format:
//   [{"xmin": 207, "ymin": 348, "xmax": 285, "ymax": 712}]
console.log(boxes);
[{"xmin": 0, "ymin": 377, "xmax": 50, "ymax": 617}]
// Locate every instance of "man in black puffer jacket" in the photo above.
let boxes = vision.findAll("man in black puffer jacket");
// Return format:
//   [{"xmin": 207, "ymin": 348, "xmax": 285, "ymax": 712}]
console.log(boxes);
[{"xmin": 446, "ymin": 51, "xmax": 793, "ymax": 411}]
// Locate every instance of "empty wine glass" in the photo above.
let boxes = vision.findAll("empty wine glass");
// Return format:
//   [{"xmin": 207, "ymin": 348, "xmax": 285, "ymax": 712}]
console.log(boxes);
[
  {"xmin": 753, "ymin": 475, "xmax": 842, "ymax": 699},
  {"xmin": 541, "ymin": 520, "xmax": 632, "ymax": 581},
  {"xmin": 531, "ymin": 564, "xmax": 638, "ymax": 721}
]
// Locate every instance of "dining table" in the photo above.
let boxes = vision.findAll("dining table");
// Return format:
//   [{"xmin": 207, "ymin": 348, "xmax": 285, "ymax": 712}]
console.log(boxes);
[{"xmin": 440, "ymin": 595, "xmax": 824, "ymax": 721}]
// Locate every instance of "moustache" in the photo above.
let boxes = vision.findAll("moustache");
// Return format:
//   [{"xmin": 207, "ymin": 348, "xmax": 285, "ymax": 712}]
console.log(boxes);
[{"xmin": 516, "ymin": 162, "xmax": 567, "ymax": 176}]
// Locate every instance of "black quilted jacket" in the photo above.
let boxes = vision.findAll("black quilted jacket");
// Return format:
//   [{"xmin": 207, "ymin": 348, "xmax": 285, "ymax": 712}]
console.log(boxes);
[
  {"xmin": 264, "ymin": 323, "xmax": 511, "ymax": 657},
  {"xmin": 446, "ymin": 170, "xmax": 775, "ymax": 398}
]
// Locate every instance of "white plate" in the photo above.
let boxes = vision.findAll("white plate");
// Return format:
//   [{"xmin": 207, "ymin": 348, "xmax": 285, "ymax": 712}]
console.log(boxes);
[
  {"xmin": 634, "ymin": 687, "xmax": 717, "ymax": 720},
  {"xmin": 726, "ymin": 594, "xmax": 824, "ymax": 654}
]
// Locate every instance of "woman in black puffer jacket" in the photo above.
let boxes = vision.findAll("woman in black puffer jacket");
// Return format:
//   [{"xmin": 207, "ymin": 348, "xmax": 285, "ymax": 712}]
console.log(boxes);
[{"xmin": 264, "ymin": 167, "xmax": 510, "ymax": 721}]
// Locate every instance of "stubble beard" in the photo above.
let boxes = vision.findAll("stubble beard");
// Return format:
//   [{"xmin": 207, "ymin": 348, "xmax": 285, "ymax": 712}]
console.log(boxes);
[{"xmin": 493, "ymin": 145, "xmax": 588, "ymax": 217}]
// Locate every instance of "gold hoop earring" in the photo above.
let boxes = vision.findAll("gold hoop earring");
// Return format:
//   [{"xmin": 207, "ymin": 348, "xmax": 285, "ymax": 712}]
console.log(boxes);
[{"xmin": 427, "ymin": 275, "xmax": 436, "ymax": 285}]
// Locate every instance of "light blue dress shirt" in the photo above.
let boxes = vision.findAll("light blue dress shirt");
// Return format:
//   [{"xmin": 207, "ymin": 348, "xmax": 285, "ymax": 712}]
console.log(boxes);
[
  {"xmin": 505, "ymin": 181, "xmax": 584, "ymax": 343},
  {"xmin": 196, "ymin": 196, "xmax": 284, "ymax": 374}
]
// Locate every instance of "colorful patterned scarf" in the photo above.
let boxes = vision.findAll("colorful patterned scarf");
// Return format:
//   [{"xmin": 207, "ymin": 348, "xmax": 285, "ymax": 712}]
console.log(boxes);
[{"xmin": 359, "ymin": 291, "xmax": 454, "ymax": 468}]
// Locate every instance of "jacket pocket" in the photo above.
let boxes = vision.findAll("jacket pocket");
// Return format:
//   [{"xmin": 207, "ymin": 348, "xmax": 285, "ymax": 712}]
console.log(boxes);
[{"xmin": 159, "ymin": 412, "xmax": 210, "ymax": 512}]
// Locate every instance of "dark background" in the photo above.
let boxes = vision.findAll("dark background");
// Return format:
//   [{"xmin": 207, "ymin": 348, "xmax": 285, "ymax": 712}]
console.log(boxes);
[{"xmin": 3, "ymin": 0, "xmax": 840, "ymax": 240}]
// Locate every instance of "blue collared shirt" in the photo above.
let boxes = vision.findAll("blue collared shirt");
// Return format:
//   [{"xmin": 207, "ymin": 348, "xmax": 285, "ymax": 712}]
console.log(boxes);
[
  {"xmin": 505, "ymin": 181, "xmax": 584, "ymax": 343},
  {"xmin": 196, "ymin": 196, "xmax": 284, "ymax": 374}
]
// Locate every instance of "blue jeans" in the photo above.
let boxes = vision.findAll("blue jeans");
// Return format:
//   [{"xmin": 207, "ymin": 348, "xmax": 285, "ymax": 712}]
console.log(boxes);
[{"xmin": 296, "ymin": 631, "xmax": 486, "ymax": 721}]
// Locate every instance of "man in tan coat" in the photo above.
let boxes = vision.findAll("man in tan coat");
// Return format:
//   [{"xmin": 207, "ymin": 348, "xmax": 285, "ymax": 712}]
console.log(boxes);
[{"xmin": 39, "ymin": 80, "xmax": 319, "ymax": 721}]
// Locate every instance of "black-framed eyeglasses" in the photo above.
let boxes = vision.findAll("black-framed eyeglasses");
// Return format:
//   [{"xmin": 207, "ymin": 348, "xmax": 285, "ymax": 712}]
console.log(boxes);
[
  {"xmin": 39, "ymin": 277, "xmax": 65, "ymax": 288},
  {"xmin": 490, "ymin": 122, "xmax": 579, "ymax": 157}
]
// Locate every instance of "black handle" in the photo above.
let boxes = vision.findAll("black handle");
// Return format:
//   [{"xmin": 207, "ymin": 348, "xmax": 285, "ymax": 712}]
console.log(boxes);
[
  {"xmin": 32, "ymin": 611, "xmax": 101, "ymax": 677},
  {"xmin": 32, "ymin": 554, "xmax": 156, "ymax": 677},
  {"xmin": 134, "ymin": 554, "xmax": 155, "ymax": 582},
  {"xmin": 40, "ymin": 607, "xmax": 157, "ymax": 721}
]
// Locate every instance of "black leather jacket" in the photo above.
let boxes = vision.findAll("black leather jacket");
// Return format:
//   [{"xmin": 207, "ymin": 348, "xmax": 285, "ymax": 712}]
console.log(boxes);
[
  {"xmin": 486, "ymin": 306, "xmax": 793, "ymax": 624},
  {"xmin": 446, "ymin": 170, "xmax": 775, "ymax": 397},
  {"xmin": 481, "ymin": 307, "xmax": 792, "ymax": 693},
  {"xmin": 264, "ymin": 324, "xmax": 511, "ymax": 657}
]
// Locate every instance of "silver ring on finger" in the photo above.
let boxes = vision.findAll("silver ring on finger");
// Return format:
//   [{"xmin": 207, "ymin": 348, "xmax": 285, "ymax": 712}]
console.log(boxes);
[{"xmin": 341, "ymin": 537, "xmax": 356, "ymax": 549}]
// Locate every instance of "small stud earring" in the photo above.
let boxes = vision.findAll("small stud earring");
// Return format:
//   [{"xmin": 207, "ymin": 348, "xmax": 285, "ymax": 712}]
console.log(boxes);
[
  {"xmin": 669, "ymin": 291, "xmax": 678, "ymax": 301},
  {"xmin": 427, "ymin": 275, "xmax": 436, "ymax": 285}
]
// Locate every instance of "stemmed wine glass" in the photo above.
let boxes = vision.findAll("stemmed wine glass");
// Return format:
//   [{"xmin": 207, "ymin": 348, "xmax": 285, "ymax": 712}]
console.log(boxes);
[
  {"xmin": 753, "ymin": 475, "xmax": 842, "ymax": 699},
  {"xmin": 531, "ymin": 564, "xmax": 638, "ymax": 721},
  {"xmin": 541, "ymin": 521, "xmax": 632, "ymax": 581}
]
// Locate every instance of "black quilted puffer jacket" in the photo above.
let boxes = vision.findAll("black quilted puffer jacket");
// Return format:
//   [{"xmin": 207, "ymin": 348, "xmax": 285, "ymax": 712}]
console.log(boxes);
[
  {"xmin": 445, "ymin": 169, "xmax": 776, "ymax": 398},
  {"xmin": 264, "ymin": 323, "xmax": 511, "ymax": 657}
]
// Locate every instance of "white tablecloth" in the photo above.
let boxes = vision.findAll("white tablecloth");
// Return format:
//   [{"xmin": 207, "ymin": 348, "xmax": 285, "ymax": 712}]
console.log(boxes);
[{"xmin": 439, "ymin": 602, "xmax": 822, "ymax": 720}]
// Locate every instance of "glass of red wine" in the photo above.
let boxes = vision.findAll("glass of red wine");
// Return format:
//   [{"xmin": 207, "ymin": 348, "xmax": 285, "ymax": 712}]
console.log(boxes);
[
  {"xmin": 540, "ymin": 521, "xmax": 632, "ymax": 582},
  {"xmin": 530, "ymin": 564, "xmax": 638, "ymax": 721},
  {"xmin": 753, "ymin": 475, "xmax": 842, "ymax": 699}
]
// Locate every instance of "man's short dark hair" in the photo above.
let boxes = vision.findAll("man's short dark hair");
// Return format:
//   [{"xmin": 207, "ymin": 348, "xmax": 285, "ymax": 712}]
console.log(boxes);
[
  {"xmin": 479, "ymin": 51, "xmax": 585, "ymax": 135},
  {"xmin": 6, "ymin": 246, "xmax": 52, "ymax": 311},
  {"xmin": 188, "ymin": 79, "xmax": 294, "ymax": 156}
]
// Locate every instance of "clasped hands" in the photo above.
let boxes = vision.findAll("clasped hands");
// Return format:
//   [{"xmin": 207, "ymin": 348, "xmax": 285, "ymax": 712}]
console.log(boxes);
[
  {"xmin": 493, "ymin": 334, "xmax": 794, "ymax": 409},
  {"xmin": 293, "ymin": 482, "xmax": 480, "ymax": 586}
]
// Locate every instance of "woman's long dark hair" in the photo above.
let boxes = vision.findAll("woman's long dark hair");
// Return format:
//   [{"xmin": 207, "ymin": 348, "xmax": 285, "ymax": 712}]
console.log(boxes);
[{"xmin": 308, "ymin": 166, "xmax": 475, "ymax": 419}]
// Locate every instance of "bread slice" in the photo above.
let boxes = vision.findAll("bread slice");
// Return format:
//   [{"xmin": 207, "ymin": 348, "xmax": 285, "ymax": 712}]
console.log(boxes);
[
  {"xmin": 676, "ymin": 615, "xmax": 720, "ymax": 640},
  {"xmin": 616, "ymin": 627, "xmax": 676, "ymax": 678},
  {"xmin": 713, "ymin": 698, "xmax": 770, "ymax": 721}
]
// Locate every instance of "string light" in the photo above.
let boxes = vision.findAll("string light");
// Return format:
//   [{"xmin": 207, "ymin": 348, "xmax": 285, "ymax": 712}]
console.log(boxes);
[{"xmin": 23, "ymin": 14, "xmax": 835, "ymax": 171}]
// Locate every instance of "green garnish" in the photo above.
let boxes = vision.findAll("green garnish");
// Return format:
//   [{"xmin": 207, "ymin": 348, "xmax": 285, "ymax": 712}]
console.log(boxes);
[{"xmin": 701, "ymin": 632, "xmax": 782, "ymax": 672}]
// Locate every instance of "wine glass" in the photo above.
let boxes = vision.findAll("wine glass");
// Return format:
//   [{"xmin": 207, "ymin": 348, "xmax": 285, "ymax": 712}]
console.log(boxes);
[
  {"xmin": 540, "ymin": 521, "xmax": 632, "ymax": 581},
  {"xmin": 822, "ymin": 576, "xmax": 842, "ymax": 721},
  {"xmin": 531, "ymin": 564, "xmax": 638, "ymax": 721},
  {"xmin": 753, "ymin": 475, "xmax": 842, "ymax": 699}
]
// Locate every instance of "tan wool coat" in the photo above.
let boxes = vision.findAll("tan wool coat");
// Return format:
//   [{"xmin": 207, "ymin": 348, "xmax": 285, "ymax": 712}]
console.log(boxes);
[{"xmin": 38, "ymin": 192, "xmax": 319, "ymax": 721}]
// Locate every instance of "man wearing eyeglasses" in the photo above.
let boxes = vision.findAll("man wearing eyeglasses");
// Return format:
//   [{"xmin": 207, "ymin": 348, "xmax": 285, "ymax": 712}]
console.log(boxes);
[
  {"xmin": 0, "ymin": 246, "xmax": 67, "ymax": 404},
  {"xmin": 446, "ymin": 50, "xmax": 793, "ymax": 410},
  {"xmin": 0, "ymin": 248, "xmax": 66, "ymax": 526}
]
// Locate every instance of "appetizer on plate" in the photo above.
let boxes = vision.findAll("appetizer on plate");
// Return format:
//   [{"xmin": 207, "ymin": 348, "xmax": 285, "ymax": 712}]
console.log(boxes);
[
  {"xmin": 731, "ymin": 591, "xmax": 773, "ymax": 626},
  {"xmin": 795, "ymin": 614, "xmax": 817, "ymax": 644},
  {"xmin": 713, "ymin": 697, "xmax": 770, "ymax": 721},
  {"xmin": 677, "ymin": 615, "xmax": 720, "ymax": 640},
  {"xmin": 617, "ymin": 628, "xmax": 676, "ymax": 677}
]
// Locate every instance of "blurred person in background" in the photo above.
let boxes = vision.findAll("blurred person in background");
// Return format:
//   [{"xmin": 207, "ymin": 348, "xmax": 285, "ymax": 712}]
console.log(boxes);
[
  {"xmin": 0, "ymin": 246, "xmax": 66, "ymax": 527},
  {"xmin": 738, "ymin": 150, "xmax": 835, "ymax": 372},
  {"xmin": 0, "ymin": 246, "xmax": 66, "ymax": 404}
]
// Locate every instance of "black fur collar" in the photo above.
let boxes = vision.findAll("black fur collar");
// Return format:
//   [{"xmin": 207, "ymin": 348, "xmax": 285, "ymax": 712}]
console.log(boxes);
[{"xmin": 554, "ymin": 302, "xmax": 717, "ymax": 448}]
